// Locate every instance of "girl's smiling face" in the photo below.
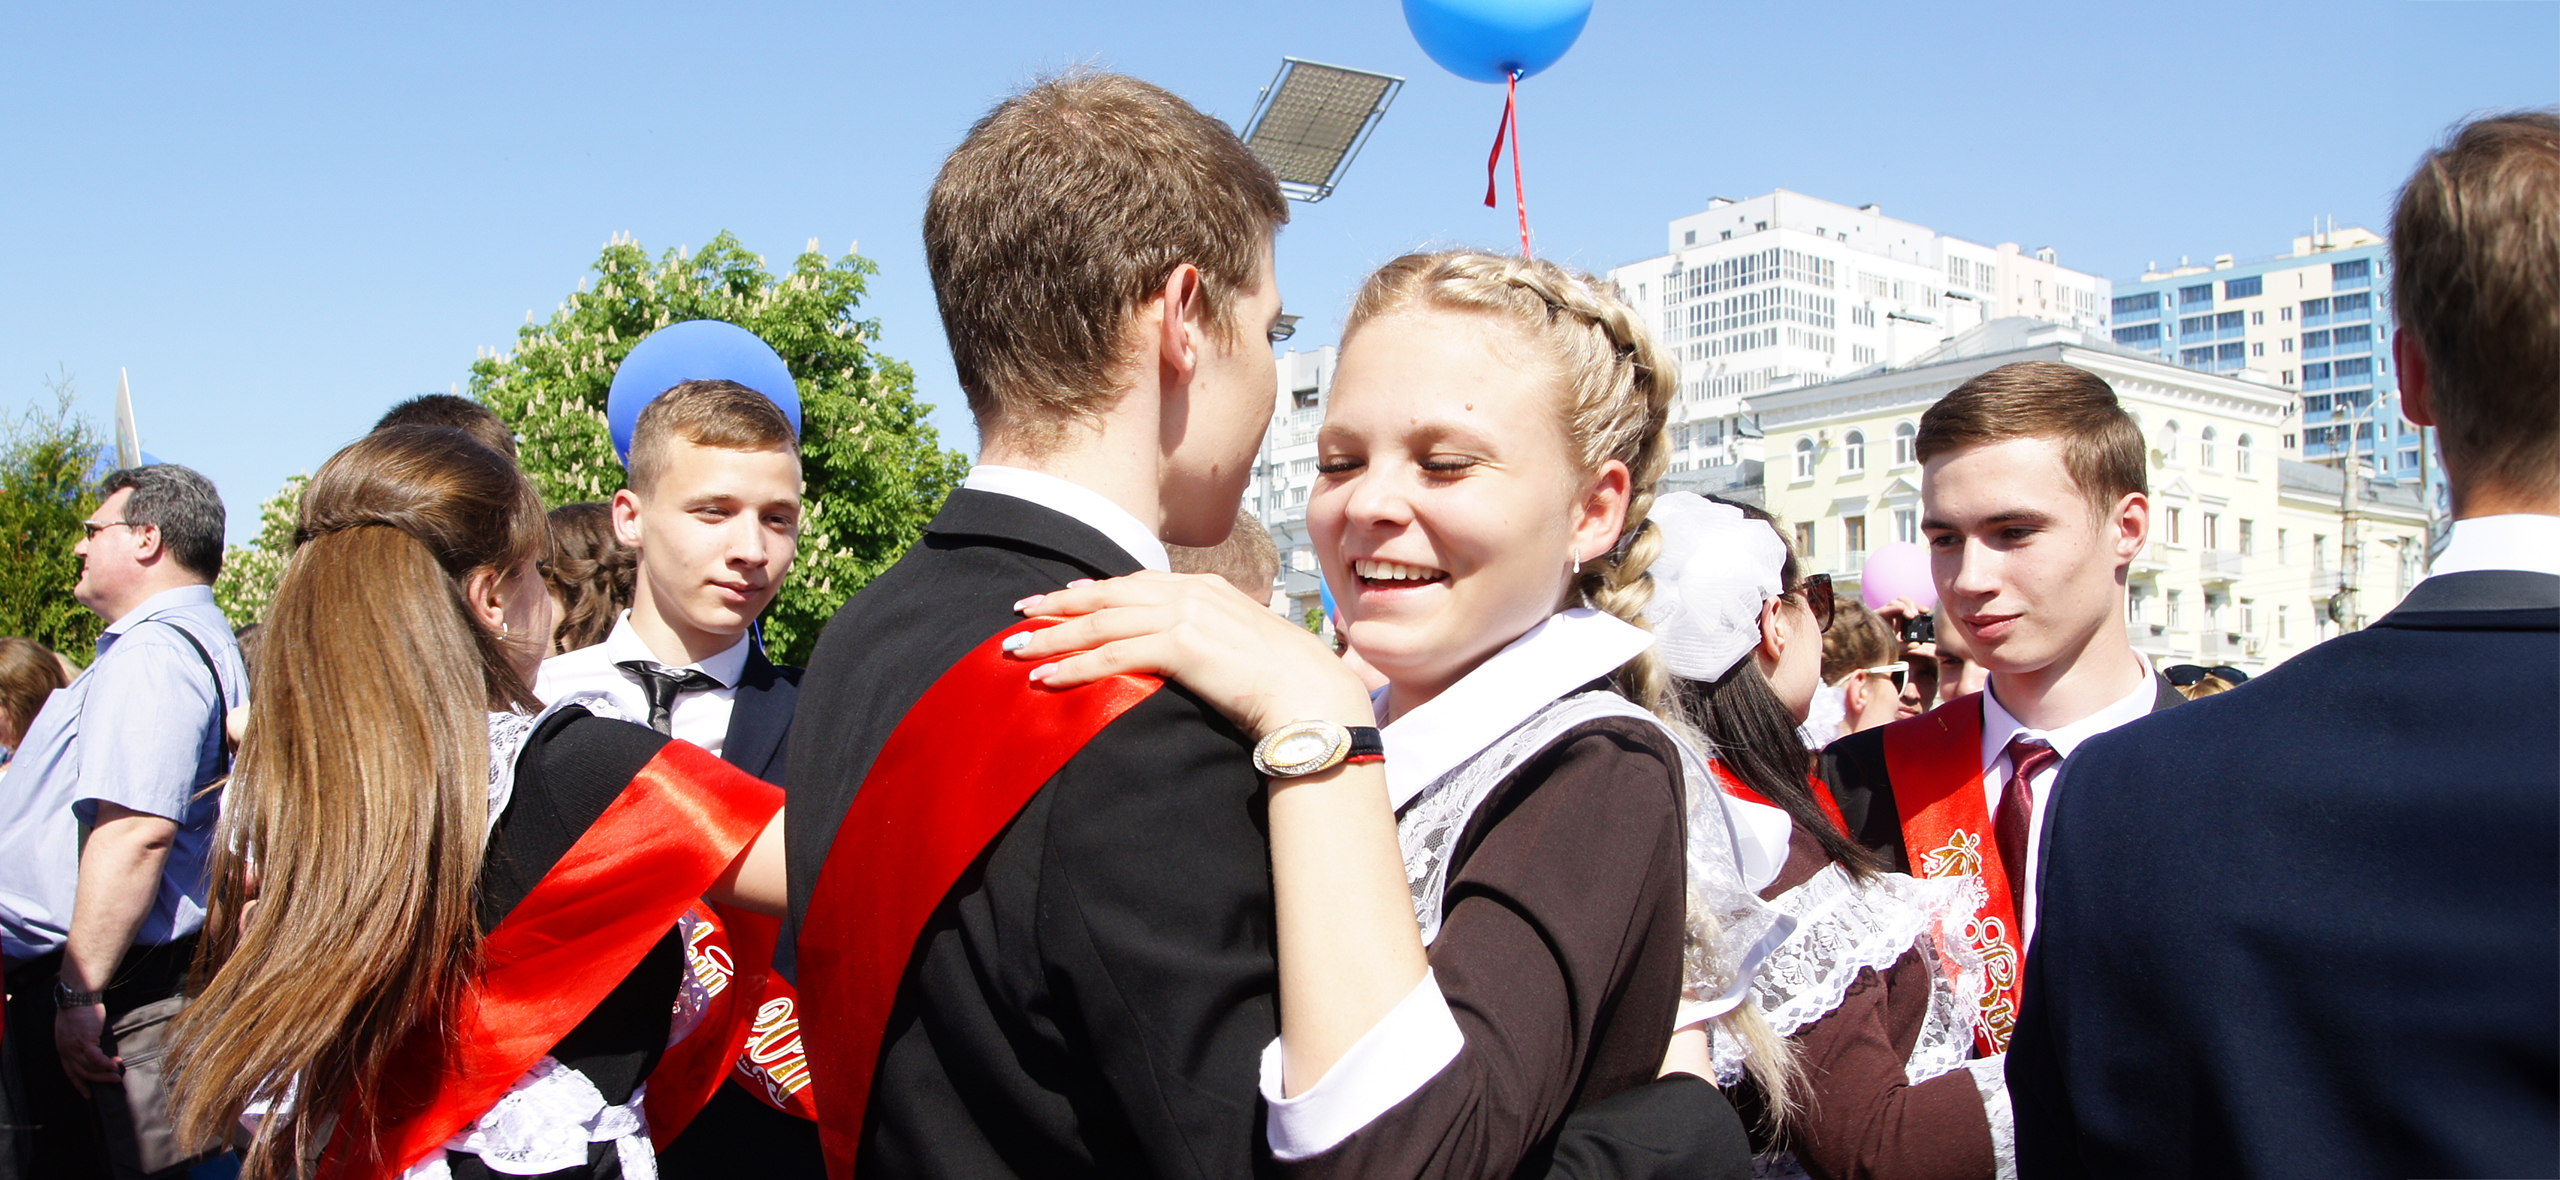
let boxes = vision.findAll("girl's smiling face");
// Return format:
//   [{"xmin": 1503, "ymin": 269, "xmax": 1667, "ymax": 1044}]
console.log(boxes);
[{"xmin": 1312, "ymin": 306, "xmax": 1629, "ymax": 716}]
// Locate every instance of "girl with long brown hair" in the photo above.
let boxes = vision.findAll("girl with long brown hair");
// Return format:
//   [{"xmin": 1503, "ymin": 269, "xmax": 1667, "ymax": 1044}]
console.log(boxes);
[
  {"xmin": 1012, "ymin": 251, "xmax": 1785, "ymax": 1176},
  {"xmin": 167, "ymin": 426, "xmax": 786, "ymax": 1179}
]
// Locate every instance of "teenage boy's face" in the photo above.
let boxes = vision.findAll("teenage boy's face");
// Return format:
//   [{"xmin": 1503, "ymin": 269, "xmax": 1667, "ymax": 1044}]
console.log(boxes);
[
  {"xmin": 617, "ymin": 442, "xmax": 802, "ymax": 648},
  {"xmin": 1921, "ymin": 436, "xmax": 2145, "ymax": 682},
  {"xmin": 1161, "ymin": 238, "xmax": 1283, "ymax": 548}
]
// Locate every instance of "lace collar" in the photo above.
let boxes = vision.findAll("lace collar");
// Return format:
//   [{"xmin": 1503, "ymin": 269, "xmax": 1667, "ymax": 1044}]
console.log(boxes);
[
  {"xmin": 484, "ymin": 690, "xmax": 634, "ymax": 840},
  {"xmin": 1379, "ymin": 609, "xmax": 1654, "ymax": 811}
]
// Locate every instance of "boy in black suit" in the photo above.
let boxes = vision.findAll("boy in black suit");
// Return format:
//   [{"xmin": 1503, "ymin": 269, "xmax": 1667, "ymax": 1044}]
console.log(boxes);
[
  {"xmin": 2009, "ymin": 111, "xmax": 2560, "ymax": 1179},
  {"xmin": 533, "ymin": 378, "xmax": 816, "ymax": 1171}
]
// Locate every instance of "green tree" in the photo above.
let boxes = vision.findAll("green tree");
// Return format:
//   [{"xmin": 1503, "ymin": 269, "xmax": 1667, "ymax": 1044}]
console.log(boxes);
[
  {"xmin": 471, "ymin": 232, "xmax": 968, "ymax": 664},
  {"xmin": 213, "ymin": 473, "xmax": 308, "ymax": 626},
  {"xmin": 0, "ymin": 374, "xmax": 107, "ymax": 661}
]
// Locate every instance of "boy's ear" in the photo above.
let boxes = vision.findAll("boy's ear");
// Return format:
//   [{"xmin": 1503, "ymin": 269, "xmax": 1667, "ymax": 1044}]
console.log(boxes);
[
  {"xmin": 611, "ymin": 488, "xmax": 645, "ymax": 550},
  {"xmin": 1156, "ymin": 263, "xmax": 1205, "ymax": 383}
]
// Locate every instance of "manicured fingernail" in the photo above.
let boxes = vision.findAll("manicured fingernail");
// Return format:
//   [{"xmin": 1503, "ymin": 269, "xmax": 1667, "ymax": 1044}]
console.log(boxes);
[
  {"xmin": 1066, "ymin": 579, "xmax": 1094, "ymax": 588},
  {"xmin": 1027, "ymin": 663, "xmax": 1055, "ymax": 682},
  {"xmin": 1001, "ymin": 632, "xmax": 1030, "ymax": 653},
  {"xmin": 1012, "ymin": 596, "xmax": 1040, "ymax": 613}
]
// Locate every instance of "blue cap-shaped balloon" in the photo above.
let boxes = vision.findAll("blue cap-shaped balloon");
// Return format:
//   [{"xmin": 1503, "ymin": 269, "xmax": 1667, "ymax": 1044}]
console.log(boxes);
[
  {"xmin": 1403, "ymin": 0, "xmax": 1593, "ymax": 84},
  {"xmin": 606, "ymin": 320, "xmax": 802, "ymax": 463}
]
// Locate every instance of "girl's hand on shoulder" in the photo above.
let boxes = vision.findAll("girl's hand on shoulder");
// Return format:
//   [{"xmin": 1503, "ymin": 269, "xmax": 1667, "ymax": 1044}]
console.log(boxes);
[{"xmin": 1009, "ymin": 571, "xmax": 1374, "ymax": 741}]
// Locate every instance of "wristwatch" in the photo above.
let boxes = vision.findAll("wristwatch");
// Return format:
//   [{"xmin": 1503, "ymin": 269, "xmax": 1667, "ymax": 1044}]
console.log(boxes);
[
  {"xmin": 53, "ymin": 978, "xmax": 103, "ymax": 1009},
  {"xmin": 1252, "ymin": 720, "xmax": 1385, "ymax": 779}
]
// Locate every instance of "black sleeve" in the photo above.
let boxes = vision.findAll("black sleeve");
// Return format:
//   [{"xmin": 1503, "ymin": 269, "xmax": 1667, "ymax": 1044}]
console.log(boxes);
[
  {"xmin": 1532, "ymin": 1074, "xmax": 1752, "ymax": 1180},
  {"xmin": 1816, "ymin": 727, "xmax": 1908, "ymax": 873},
  {"xmin": 1037, "ymin": 685, "xmax": 1280, "ymax": 1180}
]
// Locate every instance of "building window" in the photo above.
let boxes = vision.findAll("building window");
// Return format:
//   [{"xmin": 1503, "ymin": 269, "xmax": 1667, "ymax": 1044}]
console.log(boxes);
[
  {"xmin": 2200, "ymin": 425, "xmax": 2218, "ymax": 469},
  {"xmin": 2203, "ymin": 512, "xmax": 2221, "ymax": 551},
  {"xmin": 2277, "ymin": 527, "xmax": 2289, "ymax": 563},
  {"xmin": 2226, "ymin": 275, "xmax": 2263, "ymax": 300},
  {"xmin": 2163, "ymin": 420, "xmax": 2181, "ymax": 464},
  {"xmin": 2168, "ymin": 589, "xmax": 2184, "ymax": 629},
  {"xmin": 2332, "ymin": 258, "xmax": 2371, "ymax": 285},
  {"xmin": 1684, "ymin": 229, "xmax": 1697, "ymax": 245},
  {"xmin": 2277, "ymin": 603, "xmax": 2290, "ymax": 642},
  {"xmin": 2239, "ymin": 518, "xmax": 2255, "ymax": 555},
  {"xmin": 1795, "ymin": 521, "xmax": 1816, "ymax": 558},
  {"xmin": 2313, "ymin": 533, "xmax": 2329, "ymax": 574},
  {"xmin": 2236, "ymin": 434, "xmax": 2254, "ymax": 476},
  {"xmin": 2179, "ymin": 283, "xmax": 2213, "ymax": 309},
  {"xmin": 2241, "ymin": 598, "xmax": 2256, "ymax": 635},
  {"xmin": 2166, "ymin": 507, "xmax": 2183, "ymax": 546},
  {"xmin": 1844, "ymin": 515, "xmax": 1869, "ymax": 557},
  {"xmin": 1794, "ymin": 437, "xmax": 1815, "ymax": 480},
  {"xmin": 1895, "ymin": 507, "xmax": 1917, "ymax": 544},
  {"xmin": 2251, "ymin": 342, "xmax": 2265, "ymax": 357},
  {"xmin": 1894, "ymin": 420, "xmax": 1917, "ymax": 466},
  {"xmin": 2251, "ymin": 310, "xmax": 2266, "ymax": 325},
  {"xmin": 1842, "ymin": 429, "xmax": 1867, "ymax": 474},
  {"xmin": 2282, "ymin": 337, "xmax": 2294, "ymax": 353}
]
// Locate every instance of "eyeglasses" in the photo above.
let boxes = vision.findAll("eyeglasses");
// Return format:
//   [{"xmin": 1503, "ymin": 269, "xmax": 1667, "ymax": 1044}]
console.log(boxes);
[
  {"xmin": 80, "ymin": 520, "xmax": 138, "ymax": 540},
  {"xmin": 1799, "ymin": 574, "xmax": 1835, "ymax": 633},
  {"xmin": 1858, "ymin": 661, "xmax": 1911, "ymax": 691},
  {"xmin": 2162, "ymin": 663, "xmax": 2250, "ymax": 687}
]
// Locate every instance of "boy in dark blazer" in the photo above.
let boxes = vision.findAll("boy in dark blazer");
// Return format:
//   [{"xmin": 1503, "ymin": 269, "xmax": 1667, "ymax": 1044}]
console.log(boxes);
[{"xmin": 2009, "ymin": 111, "xmax": 2560, "ymax": 1180}]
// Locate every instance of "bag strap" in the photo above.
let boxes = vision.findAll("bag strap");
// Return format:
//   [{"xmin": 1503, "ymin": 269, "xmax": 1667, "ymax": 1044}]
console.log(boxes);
[{"xmin": 153, "ymin": 619, "xmax": 232, "ymax": 773}]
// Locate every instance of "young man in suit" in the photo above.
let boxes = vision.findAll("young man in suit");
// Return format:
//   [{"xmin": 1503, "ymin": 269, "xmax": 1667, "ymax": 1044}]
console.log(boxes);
[
  {"xmin": 1818, "ymin": 362, "xmax": 2181, "ymax": 1076},
  {"xmin": 2008, "ymin": 111, "xmax": 2560, "ymax": 1180},
  {"xmin": 533, "ymin": 377, "xmax": 815, "ymax": 1170}
]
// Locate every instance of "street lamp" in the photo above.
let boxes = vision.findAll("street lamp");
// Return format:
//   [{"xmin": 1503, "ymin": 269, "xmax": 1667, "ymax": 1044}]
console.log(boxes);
[{"xmin": 1241, "ymin": 58, "xmax": 1404, "ymax": 203}]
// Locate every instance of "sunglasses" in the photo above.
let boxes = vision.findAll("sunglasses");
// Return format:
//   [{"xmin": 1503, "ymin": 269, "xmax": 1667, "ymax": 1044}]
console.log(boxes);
[
  {"xmin": 2162, "ymin": 663, "xmax": 2250, "ymax": 687},
  {"xmin": 80, "ymin": 520, "xmax": 138, "ymax": 540},
  {"xmin": 1858, "ymin": 661, "xmax": 1911, "ymax": 691},
  {"xmin": 1799, "ymin": 573, "xmax": 1835, "ymax": 633}
]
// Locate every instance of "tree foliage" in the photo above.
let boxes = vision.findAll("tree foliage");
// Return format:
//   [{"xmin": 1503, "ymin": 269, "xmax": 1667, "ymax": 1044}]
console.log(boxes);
[
  {"xmin": 0, "ymin": 375, "xmax": 107, "ymax": 661},
  {"xmin": 470, "ymin": 232, "xmax": 969, "ymax": 664},
  {"xmin": 213, "ymin": 473, "xmax": 307, "ymax": 627}
]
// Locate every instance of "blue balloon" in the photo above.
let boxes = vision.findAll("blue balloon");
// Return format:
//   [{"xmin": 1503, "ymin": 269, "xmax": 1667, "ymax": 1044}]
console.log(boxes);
[
  {"xmin": 1403, "ymin": 0, "xmax": 1593, "ymax": 84},
  {"xmin": 605, "ymin": 320, "xmax": 802, "ymax": 462}
]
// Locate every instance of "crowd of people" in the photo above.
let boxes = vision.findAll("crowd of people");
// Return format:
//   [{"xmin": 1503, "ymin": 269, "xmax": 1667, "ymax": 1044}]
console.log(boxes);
[{"xmin": 0, "ymin": 72, "xmax": 2549, "ymax": 1180}]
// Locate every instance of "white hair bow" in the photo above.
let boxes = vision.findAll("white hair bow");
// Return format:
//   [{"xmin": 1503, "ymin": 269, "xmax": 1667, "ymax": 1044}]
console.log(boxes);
[{"xmin": 1640, "ymin": 492, "xmax": 1786, "ymax": 682}]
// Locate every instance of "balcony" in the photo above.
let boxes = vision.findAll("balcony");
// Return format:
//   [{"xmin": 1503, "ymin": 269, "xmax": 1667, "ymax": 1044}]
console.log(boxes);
[
  {"xmin": 2199, "ymin": 631, "xmax": 2246, "ymax": 661},
  {"xmin": 2199, "ymin": 550, "xmax": 2245, "ymax": 584},
  {"xmin": 2127, "ymin": 623, "xmax": 2177, "ymax": 658},
  {"xmin": 2132, "ymin": 548, "xmax": 2170, "ymax": 577},
  {"xmin": 1830, "ymin": 551, "xmax": 1869, "ymax": 582}
]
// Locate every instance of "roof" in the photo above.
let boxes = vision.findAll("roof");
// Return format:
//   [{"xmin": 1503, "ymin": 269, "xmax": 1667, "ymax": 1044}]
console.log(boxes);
[
  {"xmin": 2278, "ymin": 458, "xmax": 2428, "ymax": 514},
  {"xmin": 1900, "ymin": 316, "xmax": 2166, "ymax": 369}
]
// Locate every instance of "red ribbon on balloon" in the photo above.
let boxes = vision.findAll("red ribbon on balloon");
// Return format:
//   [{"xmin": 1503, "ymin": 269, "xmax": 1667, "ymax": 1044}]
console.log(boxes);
[{"xmin": 1482, "ymin": 69, "xmax": 1533, "ymax": 259}]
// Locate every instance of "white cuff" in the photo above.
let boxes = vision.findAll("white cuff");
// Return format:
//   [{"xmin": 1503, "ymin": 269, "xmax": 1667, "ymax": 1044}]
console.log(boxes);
[
  {"xmin": 1966, "ymin": 1054, "xmax": 2015, "ymax": 1180},
  {"xmin": 1674, "ymin": 992, "xmax": 1726, "ymax": 1031},
  {"xmin": 1259, "ymin": 969, "xmax": 1464, "ymax": 1161}
]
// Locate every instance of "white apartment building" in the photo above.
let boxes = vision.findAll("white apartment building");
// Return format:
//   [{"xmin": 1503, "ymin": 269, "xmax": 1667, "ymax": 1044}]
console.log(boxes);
[
  {"xmin": 1607, "ymin": 190, "xmax": 2110, "ymax": 486},
  {"xmin": 1751, "ymin": 318, "xmax": 2423, "ymax": 675},
  {"xmin": 1249, "ymin": 346, "xmax": 1336, "ymax": 625}
]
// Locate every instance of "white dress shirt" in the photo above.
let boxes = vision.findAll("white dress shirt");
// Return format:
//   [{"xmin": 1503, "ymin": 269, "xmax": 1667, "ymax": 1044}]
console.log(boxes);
[
  {"xmin": 1978, "ymin": 654, "xmax": 2158, "ymax": 946},
  {"xmin": 961, "ymin": 465, "xmax": 1171, "ymax": 572},
  {"xmin": 535, "ymin": 612, "xmax": 752, "ymax": 756},
  {"xmin": 2424, "ymin": 513, "xmax": 2560, "ymax": 579}
]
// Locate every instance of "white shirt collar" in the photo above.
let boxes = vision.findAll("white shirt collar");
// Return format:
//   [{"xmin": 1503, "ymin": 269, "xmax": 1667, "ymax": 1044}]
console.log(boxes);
[
  {"xmin": 1980, "ymin": 650, "xmax": 2157, "ymax": 765},
  {"xmin": 1378, "ymin": 608, "xmax": 1656, "ymax": 810},
  {"xmin": 962, "ymin": 465, "xmax": 1171, "ymax": 573},
  {"xmin": 598, "ymin": 610, "xmax": 753, "ymax": 689},
  {"xmin": 101, "ymin": 583, "xmax": 216, "ymax": 637},
  {"xmin": 2425, "ymin": 514, "xmax": 2560, "ymax": 580}
]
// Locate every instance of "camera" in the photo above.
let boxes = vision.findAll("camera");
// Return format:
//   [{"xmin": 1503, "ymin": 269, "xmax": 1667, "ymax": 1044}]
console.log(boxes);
[{"xmin": 1900, "ymin": 613, "xmax": 1935, "ymax": 645}]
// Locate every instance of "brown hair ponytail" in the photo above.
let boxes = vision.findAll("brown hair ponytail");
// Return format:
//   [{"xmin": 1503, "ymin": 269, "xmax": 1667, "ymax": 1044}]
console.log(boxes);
[{"xmin": 169, "ymin": 426, "xmax": 546, "ymax": 1177}]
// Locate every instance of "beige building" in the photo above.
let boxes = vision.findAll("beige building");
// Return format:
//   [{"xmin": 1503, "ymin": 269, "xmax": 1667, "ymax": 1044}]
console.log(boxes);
[{"xmin": 1748, "ymin": 318, "xmax": 2426, "ymax": 675}]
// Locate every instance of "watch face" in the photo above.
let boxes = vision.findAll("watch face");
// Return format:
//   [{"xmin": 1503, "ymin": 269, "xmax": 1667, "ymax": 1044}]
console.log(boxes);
[{"xmin": 1270, "ymin": 730, "xmax": 1332, "ymax": 770}]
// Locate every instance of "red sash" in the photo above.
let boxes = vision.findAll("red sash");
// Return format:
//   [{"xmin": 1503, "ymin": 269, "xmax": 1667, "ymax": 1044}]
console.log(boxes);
[
  {"xmin": 1878, "ymin": 693, "xmax": 2022, "ymax": 1055},
  {"xmin": 323, "ymin": 740, "xmax": 783, "ymax": 1178},
  {"xmin": 731, "ymin": 972, "xmax": 817, "ymax": 1120},
  {"xmin": 796, "ymin": 619, "xmax": 1162, "ymax": 1177},
  {"xmin": 1708, "ymin": 759, "xmax": 1851, "ymax": 838}
]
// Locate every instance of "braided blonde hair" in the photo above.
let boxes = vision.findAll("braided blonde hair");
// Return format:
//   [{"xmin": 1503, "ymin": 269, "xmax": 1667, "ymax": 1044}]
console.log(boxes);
[{"xmin": 1344, "ymin": 251, "xmax": 1803, "ymax": 1124}]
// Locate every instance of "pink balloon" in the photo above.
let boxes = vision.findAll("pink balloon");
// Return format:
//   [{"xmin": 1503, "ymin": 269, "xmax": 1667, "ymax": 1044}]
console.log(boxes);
[{"xmin": 1859, "ymin": 541, "xmax": 1939, "ymax": 612}]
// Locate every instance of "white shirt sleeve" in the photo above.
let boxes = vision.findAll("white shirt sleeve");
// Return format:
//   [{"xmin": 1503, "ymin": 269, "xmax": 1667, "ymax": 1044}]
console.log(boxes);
[{"xmin": 1258, "ymin": 968, "xmax": 1464, "ymax": 1161}]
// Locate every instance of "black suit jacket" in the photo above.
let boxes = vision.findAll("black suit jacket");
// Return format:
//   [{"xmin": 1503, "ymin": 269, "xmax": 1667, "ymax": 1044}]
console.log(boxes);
[
  {"xmin": 720, "ymin": 641, "xmax": 801, "ymax": 784},
  {"xmin": 786, "ymin": 490, "xmax": 1279, "ymax": 1179},
  {"xmin": 2008, "ymin": 570, "xmax": 2560, "ymax": 1179},
  {"xmin": 1819, "ymin": 677, "xmax": 2186, "ymax": 873}
]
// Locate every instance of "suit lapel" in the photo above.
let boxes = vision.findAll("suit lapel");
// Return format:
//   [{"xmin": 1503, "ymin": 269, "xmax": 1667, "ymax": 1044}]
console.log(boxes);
[{"xmin": 723, "ymin": 645, "xmax": 793, "ymax": 781}]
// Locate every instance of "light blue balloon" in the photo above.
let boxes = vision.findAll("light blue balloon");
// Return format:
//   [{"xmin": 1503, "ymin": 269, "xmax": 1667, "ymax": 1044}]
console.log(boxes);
[
  {"xmin": 606, "ymin": 320, "xmax": 802, "ymax": 462},
  {"xmin": 1403, "ymin": 0, "xmax": 1594, "ymax": 84}
]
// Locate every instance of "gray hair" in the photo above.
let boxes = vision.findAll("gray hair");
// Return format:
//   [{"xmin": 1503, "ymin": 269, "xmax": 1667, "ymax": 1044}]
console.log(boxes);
[{"xmin": 101, "ymin": 464, "xmax": 226, "ymax": 581}]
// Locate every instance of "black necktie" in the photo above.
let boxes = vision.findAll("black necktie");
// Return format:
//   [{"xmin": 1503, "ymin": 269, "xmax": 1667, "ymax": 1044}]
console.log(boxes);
[{"xmin": 617, "ymin": 661, "xmax": 722, "ymax": 736}]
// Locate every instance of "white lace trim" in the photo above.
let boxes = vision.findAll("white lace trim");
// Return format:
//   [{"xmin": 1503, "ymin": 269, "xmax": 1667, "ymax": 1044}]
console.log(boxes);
[
  {"xmin": 1708, "ymin": 862, "xmax": 1983, "ymax": 1088},
  {"xmin": 398, "ymin": 1058, "xmax": 655, "ymax": 1179},
  {"xmin": 1968, "ymin": 1054, "xmax": 2015, "ymax": 1180},
  {"xmin": 486, "ymin": 690, "xmax": 632, "ymax": 839}
]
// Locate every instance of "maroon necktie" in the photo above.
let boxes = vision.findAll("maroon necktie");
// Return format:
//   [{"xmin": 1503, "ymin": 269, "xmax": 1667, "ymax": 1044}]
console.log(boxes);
[{"xmin": 1996, "ymin": 737, "xmax": 2061, "ymax": 909}]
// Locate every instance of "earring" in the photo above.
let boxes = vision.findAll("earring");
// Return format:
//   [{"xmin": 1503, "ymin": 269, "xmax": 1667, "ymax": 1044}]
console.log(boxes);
[
  {"xmin": 500, "ymin": 622, "xmax": 512, "ymax": 637},
  {"xmin": 1571, "ymin": 551, "xmax": 1583, "ymax": 577}
]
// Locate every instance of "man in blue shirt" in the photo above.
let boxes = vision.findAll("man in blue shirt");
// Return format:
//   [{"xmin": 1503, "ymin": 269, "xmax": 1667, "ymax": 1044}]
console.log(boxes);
[{"xmin": 0, "ymin": 463, "xmax": 243, "ymax": 1180}]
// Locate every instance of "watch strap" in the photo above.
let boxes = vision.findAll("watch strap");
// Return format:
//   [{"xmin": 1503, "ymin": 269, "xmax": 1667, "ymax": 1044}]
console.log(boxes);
[
  {"xmin": 1344, "ymin": 726, "xmax": 1384, "ymax": 765},
  {"xmin": 53, "ymin": 978, "xmax": 104, "ymax": 1008}
]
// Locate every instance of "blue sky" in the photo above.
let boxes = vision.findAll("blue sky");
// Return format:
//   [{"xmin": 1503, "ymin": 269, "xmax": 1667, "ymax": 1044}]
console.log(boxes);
[{"xmin": 5, "ymin": 1, "xmax": 2553, "ymax": 542}]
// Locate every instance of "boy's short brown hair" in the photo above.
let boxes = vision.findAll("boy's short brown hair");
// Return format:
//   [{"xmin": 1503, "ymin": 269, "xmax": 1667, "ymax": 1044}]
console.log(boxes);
[
  {"xmin": 1915, "ymin": 361, "xmax": 2148, "ymax": 512},
  {"xmin": 626, "ymin": 380, "xmax": 800, "ymax": 495},
  {"xmin": 924, "ymin": 71, "xmax": 1289, "ymax": 443},
  {"xmin": 373, "ymin": 393, "xmax": 517, "ymax": 459},
  {"xmin": 2391, "ymin": 110, "xmax": 2560, "ymax": 503},
  {"xmin": 1168, "ymin": 509, "xmax": 1281, "ymax": 599}
]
